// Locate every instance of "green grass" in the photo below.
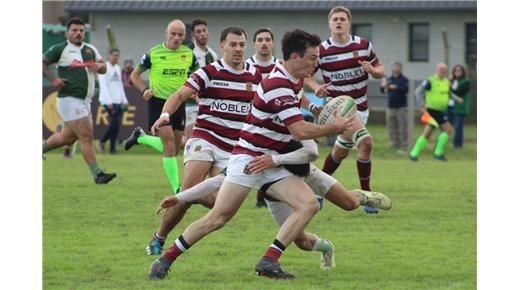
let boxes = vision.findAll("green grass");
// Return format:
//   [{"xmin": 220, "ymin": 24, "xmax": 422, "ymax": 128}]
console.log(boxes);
[{"xmin": 43, "ymin": 125, "xmax": 476, "ymax": 290}]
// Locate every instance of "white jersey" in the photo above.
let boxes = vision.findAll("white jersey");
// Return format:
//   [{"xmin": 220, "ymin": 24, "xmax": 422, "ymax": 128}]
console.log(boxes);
[{"xmin": 98, "ymin": 62, "xmax": 128, "ymax": 105}]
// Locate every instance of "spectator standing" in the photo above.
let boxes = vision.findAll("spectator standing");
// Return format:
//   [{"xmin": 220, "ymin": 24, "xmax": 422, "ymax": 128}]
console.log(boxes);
[
  {"xmin": 450, "ymin": 64, "xmax": 471, "ymax": 148},
  {"xmin": 381, "ymin": 62, "xmax": 409, "ymax": 151},
  {"xmin": 98, "ymin": 48, "xmax": 129, "ymax": 154}
]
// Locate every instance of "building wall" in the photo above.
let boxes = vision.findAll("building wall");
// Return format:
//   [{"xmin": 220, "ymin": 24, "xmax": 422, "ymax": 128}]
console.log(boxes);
[
  {"xmin": 88, "ymin": 10, "xmax": 475, "ymax": 80},
  {"xmin": 43, "ymin": 1, "xmax": 69, "ymax": 24}
]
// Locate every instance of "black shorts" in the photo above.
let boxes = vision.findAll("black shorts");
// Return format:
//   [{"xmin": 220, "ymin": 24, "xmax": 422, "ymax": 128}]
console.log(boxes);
[
  {"xmin": 148, "ymin": 97, "xmax": 186, "ymax": 131},
  {"xmin": 426, "ymin": 108, "xmax": 449, "ymax": 126}
]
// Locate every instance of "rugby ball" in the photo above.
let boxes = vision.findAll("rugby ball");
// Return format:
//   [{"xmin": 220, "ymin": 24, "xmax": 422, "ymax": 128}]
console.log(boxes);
[{"xmin": 316, "ymin": 95, "xmax": 357, "ymax": 125}]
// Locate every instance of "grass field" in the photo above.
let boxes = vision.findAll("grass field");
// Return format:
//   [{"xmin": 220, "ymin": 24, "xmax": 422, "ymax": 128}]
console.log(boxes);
[{"xmin": 43, "ymin": 125, "xmax": 477, "ymax": 290}]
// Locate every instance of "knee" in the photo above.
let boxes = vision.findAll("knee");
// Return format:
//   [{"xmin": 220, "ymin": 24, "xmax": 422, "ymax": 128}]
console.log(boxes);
[
  {"xmin": 357, "ymin": 135, "xmax": 373, "ymax": 154},
  {"xmin": 205, "ymin": 213, "xmax": 232, "ymax": 231},
  {"xmin": 162, "ymin": 140, "xmax": 177, "ymax": 156},
  {"xmin": 332, "ymin": 147, "xmax": 349, "ymax": 160},
  {"xmin": 303, "ymin": 199, "xmax": 320, "ymax": 216}
]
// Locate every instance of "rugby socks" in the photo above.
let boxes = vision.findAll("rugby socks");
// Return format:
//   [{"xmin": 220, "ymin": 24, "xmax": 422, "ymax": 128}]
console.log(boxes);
[
  {"xmin": 42, "ymin": 142, "xmax": 50, "ymax": 153},
  {"xmin": 263, "ymin": 239, "xmax": 286, "ymax": 262},
  {"xmin": 322, "ymin": 153, "xmax": 341, "ymax": 175},
  {"xmin": 357, "ymin": 159, "xmax": 371, "ymax": 191},
  {"xmin": 312, "ymin": 235, "xmax": 333, "ymax": 253},
  {"xmin": 88, "ymin": 162, "xmax": 103, "ymax": 176},
  {"xmin": 154, "ymin": 232, "xmax": 166, "ymax": 245},
  {"xmin": 410, "ymin": 134, "xmax": 427, "ymax": 158},
  {"xmin": 163, "ymin": 157, "xmax": 181, "ymax": 193},
  {"xmin": 163, "ymin": 235, "xmax": 191, "ymax": 264},
  {"xmin": 137, "ymin": 135, "xmax": 164, "ymax": 153},
  {"xmin": 434, "ymin": 132, "xmax": 449, "ymax": 156}
]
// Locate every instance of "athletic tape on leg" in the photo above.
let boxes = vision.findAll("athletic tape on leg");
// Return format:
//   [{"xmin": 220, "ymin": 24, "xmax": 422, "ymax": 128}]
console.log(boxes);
[{"xmin": 335, "ymin": 135, "xmax": 354, "ymax": 149}]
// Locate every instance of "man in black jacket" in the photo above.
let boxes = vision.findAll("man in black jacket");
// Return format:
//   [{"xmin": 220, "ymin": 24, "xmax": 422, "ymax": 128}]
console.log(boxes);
[{"xmin": 381, "ymin": 62, "xmax": 409, "ymax": 151}]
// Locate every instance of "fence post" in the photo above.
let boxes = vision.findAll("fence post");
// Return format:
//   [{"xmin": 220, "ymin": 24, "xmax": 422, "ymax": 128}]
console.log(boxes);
[{"xmin": 407, "ymin": 80, "xmax": 416, "ymax": 153}]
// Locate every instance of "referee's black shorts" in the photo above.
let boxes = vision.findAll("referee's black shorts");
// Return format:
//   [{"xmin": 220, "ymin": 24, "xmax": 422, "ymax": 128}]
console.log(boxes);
[
  {"xmin": 147, "ymin": 96, "xmax": 186, "ymax": 131},
  {"xmin": 426, "ymin": 108, "xmax": 449, "ymax": 126}
]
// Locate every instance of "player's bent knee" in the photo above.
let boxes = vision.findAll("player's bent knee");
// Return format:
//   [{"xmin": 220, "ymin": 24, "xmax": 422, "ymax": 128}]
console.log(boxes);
[
  {"xmin": 207, "ymin": 213, "xmax": 232, "ymax": 231},
  {"xmin": 305, "ymin": 199, "xmax": 321, "ymax": 215}
]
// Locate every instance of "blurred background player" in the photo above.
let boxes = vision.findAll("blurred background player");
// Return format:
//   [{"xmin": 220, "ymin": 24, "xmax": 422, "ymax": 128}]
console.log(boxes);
[
  {"xmin": 121, "ymin": 58, "xmax": 134, "ymax": 87},
  {"xmin": 304, "ymin": 6, "xmax": 384, "ymax": 214},
  {"xmin": 380, "ymin": 62, "xmax": 409, "ymax": 152},
  {"xmin": 126, "ymin": 20, "xmax": 198, "ymax": 193},
  {"xmin": 97, "ymin": 48, "xmax": 129, "ymax": 154},
  {"xmin": 42, "ymin": 17, "xmax": 116, "ymax": 184},
  {"xmin": 409, "ymin": 63, "xmax": 463, "ymax": 161},
  {"xmin": 184, "ymin": 18, "xmax": 219, "ymax": 145},
  {"xmin": 246, "ymin": 27, "xmax": 282, "ymax": 208}
]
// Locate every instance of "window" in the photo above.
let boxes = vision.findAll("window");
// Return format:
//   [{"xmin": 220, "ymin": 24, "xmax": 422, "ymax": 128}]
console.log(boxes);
[
  {"xmin": 352, "ymin": 24, "xmax": 372, "ymax": 41},
  {"xmin": 465, "ymin": 23, "xmax": 477, "ymax": 69},
  {"xmin": 409, "ymin": 23, "xmax": 429, "ymax": 62}
]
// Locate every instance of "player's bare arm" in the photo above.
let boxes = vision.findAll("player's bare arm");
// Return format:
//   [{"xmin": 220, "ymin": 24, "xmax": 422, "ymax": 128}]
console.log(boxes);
[
  {"xmin": 358, "ymin": 61, "xmax": 385, "ymax": 79},
  {"xmin": 150, "ymin": 85, "xmax": 196, "ymax": 134},
  {"xmin": 248, "ymin": 140, "xmax": 319, "ymax": 173},
  {"xmin": 304, "ymin": 76, "xmax": 331, "ymax": 98},
  {"xmin": 42, "ymin": 57, "xmax": 67, "ymax": 90},
  {"xmin": 87, "ymin": 58, "xmax": 107, "ymax": 74},
  {"xmin": 130, "ymin": 66, "xmax": 154, "ymax": 100},
  {"xmin": 300, "ymin": 93, "xmax": 323, "ymax": 117},
  {"xmin": 288, "ymin": 109, "xmax": 354, "ymax": 141}
]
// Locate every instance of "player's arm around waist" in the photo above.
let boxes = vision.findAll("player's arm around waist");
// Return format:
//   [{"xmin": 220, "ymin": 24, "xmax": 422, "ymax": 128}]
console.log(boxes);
[{"xmin": 273, "ymin": 140, "xmax": 319, "ymax": 166}]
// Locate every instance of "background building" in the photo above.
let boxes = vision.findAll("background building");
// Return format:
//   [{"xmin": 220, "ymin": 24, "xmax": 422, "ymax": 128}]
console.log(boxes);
[{"xmin": 64, "ymin": 0, "xmax": 477, "ymax": 81}]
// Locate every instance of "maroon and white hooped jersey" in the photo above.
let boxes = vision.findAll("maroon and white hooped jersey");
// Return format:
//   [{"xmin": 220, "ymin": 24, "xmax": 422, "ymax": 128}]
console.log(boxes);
[
  {"xmin": 233, "ymin": 62, "xmax": 304, "ymax": 157},
  {"xmin": 184, "ymin": 59, "xmax": 262, "ymax": 152},
  {"xmin": 246, "ymin": 55, "xmax": 282, "ymax": 80},
  {"xmin": 317, "ymin": 35, "xmax": 381, "ymax": 111}
]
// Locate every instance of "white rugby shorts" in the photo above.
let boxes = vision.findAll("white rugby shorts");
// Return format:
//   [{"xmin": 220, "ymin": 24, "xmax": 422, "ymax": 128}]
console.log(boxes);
[
  {"xmin": 57, "ymin": 96, "xmax": 92, "ymax": 122},
  {"xmin": 183, "ymin": 137, "xmax": 230, "ymax": 169},
  {"xmin": 225, "ymin": 154, "xmax": 293, "ymax": 189},
  {"xmin": 185, "ymin": 104, "xmax": 199, "ymax": 126}
]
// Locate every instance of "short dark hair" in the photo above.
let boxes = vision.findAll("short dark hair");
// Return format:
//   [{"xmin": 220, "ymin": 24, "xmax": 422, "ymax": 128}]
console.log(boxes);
[
  {"xmin": 109, "ymin": 48, "xmax": 120, "ymax": 54},
  {"xmin": 220, "ymin": 26, "xmax": 247, "ymax": 43},
  {"xmin": 281, "ymin": 29, "xmax": 321, "ymax": 61},
  {"xmin": 66, "ymin": 17, "xmax": 85, "ymax": 30},
  {"xmin": 253, "ymin": 28, "xmax": 274, "ymax": 42},
  {"xmin": 393, "ymin": 62, "xmax": 402, "ymax": 68},
  {"xmin": 191, "ymin": 18, "xmax": 208, "ymax": 32}
]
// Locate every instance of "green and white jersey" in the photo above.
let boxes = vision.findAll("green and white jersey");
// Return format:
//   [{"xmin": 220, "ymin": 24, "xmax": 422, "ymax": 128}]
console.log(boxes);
[
  {"xmin": 138, "ymin": 43, "xmax": 198, "ymax": 100},
  {"xmin": 43, "ymin": 40, "xmax": 103, "ymax": 100}
]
